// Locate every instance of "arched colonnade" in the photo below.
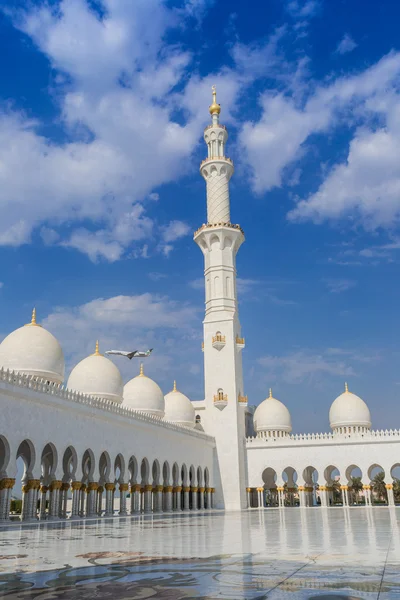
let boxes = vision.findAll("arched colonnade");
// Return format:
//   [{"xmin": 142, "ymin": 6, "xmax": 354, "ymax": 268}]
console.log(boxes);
[
  {"xmin": 248, "ymin": 462, "xmax": 400, "ymax": 508},
  {"xmin": 0, "ymin": 436, "xmax": 215, "ymax": 521}
]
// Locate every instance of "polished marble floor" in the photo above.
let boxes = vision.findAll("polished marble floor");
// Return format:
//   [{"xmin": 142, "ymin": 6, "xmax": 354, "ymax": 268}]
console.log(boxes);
[{"xmin": 0, "ymin": 507, "xmax": 399, "ymax": 599}]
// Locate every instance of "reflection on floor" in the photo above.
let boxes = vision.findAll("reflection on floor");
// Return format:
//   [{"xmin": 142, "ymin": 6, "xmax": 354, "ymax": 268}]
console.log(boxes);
[{"xmin": 0, "ymin": 507, "xmax": 399, "ymax": 599}]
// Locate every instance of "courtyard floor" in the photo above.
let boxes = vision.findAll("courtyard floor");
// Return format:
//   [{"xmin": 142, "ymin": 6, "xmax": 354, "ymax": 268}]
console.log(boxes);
[{"xmin": 0, "ymin": 507, "xmax": 399, "ymax": 599}]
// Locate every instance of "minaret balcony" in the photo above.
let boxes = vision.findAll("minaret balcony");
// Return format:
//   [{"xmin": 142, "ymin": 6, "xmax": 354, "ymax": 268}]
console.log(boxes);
[
  {"xmin": 236, "ymin": 336, "xmax": 245, "ymax": 350},
  {"xmin": 238, "ymin": 394, "xmax": 248, "ymax": 406},
  {"xmin": 213, "ymin": 392, "xmax": 228, "ymax": 411},
  {"xmin": 212, "ymin": 334, "xmax": 226, "ymax": 351}
]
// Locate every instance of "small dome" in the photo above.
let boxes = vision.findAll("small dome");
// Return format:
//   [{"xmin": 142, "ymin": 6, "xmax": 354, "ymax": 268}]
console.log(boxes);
[
  {"xmin": 329, "ymin": 383, "xmax": 371, "ymax": 430},
  {"xmin": 123, "ymin": 363, "xmax": 165, "ymax": 417},
  {"xmin": 0, "ymin": 309, "xmax": 65, "ymax": 384},
  {"xmin": 67, "ymin": 341, "xmax": 123, "ymax": 404},
  {"xmin": 164, "ymin": 381, "xmax": 195, "ymax": 428},
  {"xmin": 253, "ymin": 389, "xmax": 292, "ymax": 434}
]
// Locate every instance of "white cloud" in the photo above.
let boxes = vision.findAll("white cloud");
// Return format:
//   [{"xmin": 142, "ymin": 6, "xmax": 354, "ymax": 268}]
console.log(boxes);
[
  {"xmin": 148, "ymin": 272, "xmax": 167, "ymax": 281},
  {"xmin": 335, "ymin": 34, "xmax": 357, "ymax": 55},
  {"xmin": 257, "ymin": 344, "xmax": 381, "ymax": 385},
  {"xmin": 324, "ymin": 278, "xmax": 357, "ymax": 294},
  {"xmin": 0, "ymin": 0, "xmax": 227, "ymax": 261},
  {"xmin": 258, "ymin": 349, "xmax": 355, "ymax": 384},
  {"xmin": 286, "ymin": 0, "xmax": 320, "ymax": 19},
  {"xmin": 43, "ymin": 293, "xmax": 201, "ymax": 386},
  {"xmin": 161, "ymin": 220, "xmax": 191, "ymax": 243},
  {"xmin": 239, "ymin": 50, "xmax": 400, "ymax": 231}
]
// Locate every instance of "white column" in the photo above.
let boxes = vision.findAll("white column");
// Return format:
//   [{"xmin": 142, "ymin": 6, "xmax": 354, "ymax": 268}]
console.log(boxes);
[
  {"xmin": 298, "ymin": 487, "xmax": 306, "ymax": 507},
  {"xmin": 164, "ymin": 487, "xmax": 172, "ymax": 511},
  {"xmin": 39, "ymin": 486, "xmax": 48, "ymax": 520},
  {"xmin": 105, "ymin": 483, "xmax": 115, "ymax": 516},
  {"xmin": 79, "ymin": 484, "xmax": 87, "ymax": 516},
  {"xmin": 191, "ymin": 487, "xmax": 198, "ymax": 510},
  {"xmin": 206, "ymin": 488, "xmax": 212, "ymax": 510},
  {"xmin": 70, "ymin": 482, "xmax": 81, "ymax": 519},
  {"xmin": 97, "ymin": 487, "xmax": 104, "ymax": 516},
  {"xmin": 48, "ymin": 481, "xmax": 62, "ymax": 520},
  {"xmin": 181, "ymin": 487, "xmax": 189, "ymax": 510},
  {"xmin": 155, "ymin": 486, "xmax": 163, "ymax": 512},
  {"xmin": 199, "ymin": 487, "xmax": 205, "ymax": 509},
  {"xmin": 386, "ymin": 484, "xmax": 395, "ymax": 506},
  {"xmin": 144, "ymin": 485, "xmax": 152, "ymax": 512},
  {"xmin": 119, "ymin": 484, "xmax": 128, "ymax": 515},
  {"xmin": 61, "ymin": 483, "xmax": 70, "ymax": 518},
  {"xmin": 1, "ymin": 481, "xmax": 14, "ymax": 521},
  {"xmin": 363, "ymin": 485, "xmax": 372, "ymax": 506}
]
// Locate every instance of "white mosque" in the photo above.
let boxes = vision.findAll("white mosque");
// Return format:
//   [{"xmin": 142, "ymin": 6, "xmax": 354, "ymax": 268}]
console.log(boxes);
[{"xmin": 0, "ymin": 89, "xmax": 399, "ymax": 522}]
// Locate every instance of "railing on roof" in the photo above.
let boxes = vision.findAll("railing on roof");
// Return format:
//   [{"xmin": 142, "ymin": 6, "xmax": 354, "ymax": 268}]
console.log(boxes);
[{"xmin": 0, "ymin": 367, "xmax": 215, "ymax": 442}]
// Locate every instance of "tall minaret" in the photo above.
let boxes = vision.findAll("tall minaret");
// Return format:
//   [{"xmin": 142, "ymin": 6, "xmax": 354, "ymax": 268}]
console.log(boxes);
[{"xmin": 194, "ymin": 86, "xmax": 248, "ymax": 510}]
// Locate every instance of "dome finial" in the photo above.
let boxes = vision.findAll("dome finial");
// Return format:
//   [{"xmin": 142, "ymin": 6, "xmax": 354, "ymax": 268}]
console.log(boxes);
[
  {"xmin": 269, "ymin": 388, "xmax": 273, "ymax": 398},
  {"xmin": 209, "ymin": 85, "xmax": 221, "ymax": 116},
  {"xmin": 139, "ymin": 362, "xmax": 144, "ymax": 377},
  {"xmin": 173, "ymin": 380, "xmax": 177, "ymax": 392},
  {"xmin": 93, "ymin": 340, "xmax": 101, "ymax": 356},
  {"xmin": 345, "ymin": 381, "xmax": 348, "ymax": 393},
  {"xmin": 25, "ymin": 307, "xmax": 41, "ymax": 327}
]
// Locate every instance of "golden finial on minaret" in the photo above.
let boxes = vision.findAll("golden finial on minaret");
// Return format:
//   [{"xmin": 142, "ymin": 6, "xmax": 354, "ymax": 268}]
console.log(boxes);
[
  {"xmin": 139, "ymin": 362, "xmax": 144, "ymax": 377},
  {"xmin": 209, "ymin": 85, "xmax": 221, "ymax": 116},
  {"xmin": 25, "ymin": 307, "xmax": 41, "ymax": 327},
  {"xmin": 269, "ymin": 388, "xmax": 273, "ymax": 398},
  {"xmin": 345, "ymin": 382, "xmax": 349, "ymax": 393},
  {"xmin": 173, "ymin": 380, "xmax": 177, "ymax": 392},
  {"xmin": 93, "ymin": 340, "xmax": 101, "ymax": 356}
]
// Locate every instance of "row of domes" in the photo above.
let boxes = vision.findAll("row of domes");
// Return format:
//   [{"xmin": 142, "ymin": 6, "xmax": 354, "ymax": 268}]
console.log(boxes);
[
  {"xmin": 253, "ymin": 383, "xmax": 372, "ymax": 434},
  {"xmin": 0, "ymin": 311, "xmax": 195, "ymax": 429},
  {"xmin": 0, "ymin": 310, "xmax": 373, "ymax": 434}
]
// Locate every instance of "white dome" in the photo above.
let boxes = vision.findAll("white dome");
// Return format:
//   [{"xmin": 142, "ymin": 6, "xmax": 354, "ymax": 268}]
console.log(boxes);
[
  {"xmin": 67, "ymin": 342, "xmax": 123, "ymax": 404},
  {"xmin": 0, "ymin": 310, "xmax": 65, "ymax": 384},
  {"xmin": 123, "ymin": 364, "xmax": 165, "ymax": 417},
  {"xmin": 329, "ymin": 384, "xmax": 371, "ymax": 430},
  {"xmin": 253, "ymin": 389, "xmax": 292, "ymax": 434},
  {"xmin": 164, "ymin": 382, "xmax": 195, "ymax": 428}
]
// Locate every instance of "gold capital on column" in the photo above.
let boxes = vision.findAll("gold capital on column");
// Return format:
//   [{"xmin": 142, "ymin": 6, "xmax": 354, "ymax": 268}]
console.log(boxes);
[
  {"xmin": 105, "ymin": 483, "xmax": 115, "ymax": 492},
  {"xmin": 156, "ymin": 485, "xmax": 164, "ymax": 492},
  {"xmin": 61, "ymin": 482, "xmax": 70, "ymax": 491},
  {"xmin": 71, "ymin": 482, "xmax": 82, "ymax": 491},
  {"xmin": 246, "ymin": 487, "xmax": 252, "ymax": 492},
  {"xmin": 164, "ymin": 486, "xmax": 173, "ymax": 492},
  {"xmin": 385, "ymin": 483, "xmax": 393, "ymax": 490},
  {"xmin": 144, "ymin": 484, "xmax": 153, "ymax": 492},
  {"xmin": 119, "ymin": 483, "xmax": 129, "ymax": 492},
  {"xmin": 49, "ymin": 480, "xmax": 62, "ymax": 491},
  {"xmin": 191, "ymin": 486, "xmax": 198, "ymax": 492},
  {"xmin": 183, "ymin": 487, "xmax": 191, "ymax": 493}
]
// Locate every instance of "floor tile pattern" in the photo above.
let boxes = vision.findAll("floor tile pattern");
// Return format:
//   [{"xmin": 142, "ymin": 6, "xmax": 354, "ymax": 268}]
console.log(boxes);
[{"xmin": 0, "ymin": 507, "xmax": 398, "ymax": 599}]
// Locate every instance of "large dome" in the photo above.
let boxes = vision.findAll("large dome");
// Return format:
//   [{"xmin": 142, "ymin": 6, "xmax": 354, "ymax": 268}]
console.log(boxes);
[
  {"xmin": 123, "ymin": 364, "xmax": 165, "ymax": 417},
  {"xmin": 329, "ymin": 383, "xmax": 371, "ymax": 432},
  {"xmin": 164, "ymin": 381, "xmax": 195, "ymax": 428},
  {"xmin": 0, "ymin": 309, "xmax": 65, "ymax": 384},
  {"xmin": 253, "ymin": 389, "xmax": 292, "ymax": 437},
  {"xmin": 67, "ymin": 342, "xmax": 123, "ymax": 404}
]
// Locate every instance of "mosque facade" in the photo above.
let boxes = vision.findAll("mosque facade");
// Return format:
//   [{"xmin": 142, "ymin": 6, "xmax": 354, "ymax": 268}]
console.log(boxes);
[{"xmin": 0, "ymin": 91, "xmax": 399, "ymax": 522}]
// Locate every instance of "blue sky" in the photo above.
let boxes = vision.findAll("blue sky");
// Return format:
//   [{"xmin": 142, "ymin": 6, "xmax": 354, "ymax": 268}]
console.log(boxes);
[{"xmin": 1, "ymin": 0, "xmax": 400, "ymax": 433}]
